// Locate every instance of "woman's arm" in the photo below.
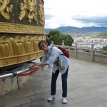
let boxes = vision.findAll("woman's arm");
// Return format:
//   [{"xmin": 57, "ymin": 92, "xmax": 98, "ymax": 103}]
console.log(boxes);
[{"xmin": 29, "ymin": 62, "xmax": 49, "ymax": 69}]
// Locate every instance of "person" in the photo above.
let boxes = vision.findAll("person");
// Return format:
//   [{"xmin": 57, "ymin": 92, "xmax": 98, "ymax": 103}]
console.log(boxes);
[{"xmin": 30, "ymin": 40, "xmax": 69, "ymax": 104}]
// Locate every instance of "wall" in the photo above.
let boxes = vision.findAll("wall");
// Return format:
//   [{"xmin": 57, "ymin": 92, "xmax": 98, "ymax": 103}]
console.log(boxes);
[{"xmin": 70, "ymin": 49, "xmax": 107, "ymax": 64}]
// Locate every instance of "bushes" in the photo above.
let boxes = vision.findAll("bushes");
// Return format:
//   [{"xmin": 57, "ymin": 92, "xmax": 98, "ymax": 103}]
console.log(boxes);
[
  {"xmin": 103, "ymin": 46, "xmax": 107, "ymax": 50},
  {"xmin": 102, "ymin": 46, "xmax": 107, "ymax": 55}
]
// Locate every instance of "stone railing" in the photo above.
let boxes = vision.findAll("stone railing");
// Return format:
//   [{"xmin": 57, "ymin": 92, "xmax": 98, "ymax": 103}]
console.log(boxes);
[{"xmin": 52, "ymin": 41, "xmax": 107, "ymax": 64}]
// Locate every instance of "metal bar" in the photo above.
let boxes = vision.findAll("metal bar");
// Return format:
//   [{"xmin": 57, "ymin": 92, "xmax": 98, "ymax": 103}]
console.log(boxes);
[
  {"xmin": 0, "ymin": 73, "xmax": 13, "ymax": 78},
  {"xmin": 16, "ymin": 68, "xmax": 29, "ymax": 74},
  {"xmin": 0, "ymin": 65, "xmax": 40, "ymax": 79},
  {"xmin": 0, "ymin": 68, "xmax": 29, "ymax": 79}
]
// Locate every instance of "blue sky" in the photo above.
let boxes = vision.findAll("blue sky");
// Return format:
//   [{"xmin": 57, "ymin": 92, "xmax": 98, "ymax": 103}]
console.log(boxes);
[{"xmin": 44, "ymin": 0, "xmax": 107, "ymax": 28}]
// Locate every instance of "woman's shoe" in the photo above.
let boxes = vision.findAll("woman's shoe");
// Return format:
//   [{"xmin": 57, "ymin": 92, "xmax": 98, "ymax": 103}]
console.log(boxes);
[
  {"xmin": 47, "ymin": 95, "xmax": 55, "ymax": 102},
  {"xmin": 62, "ymin": 97, "xmax": 67, "ymax": 104}
]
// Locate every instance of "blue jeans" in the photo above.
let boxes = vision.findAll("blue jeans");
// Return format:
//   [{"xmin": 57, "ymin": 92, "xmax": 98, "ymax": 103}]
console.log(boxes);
[{"xmin": 51, "ymin": 67, "xmax": 69, "ymax": 97}]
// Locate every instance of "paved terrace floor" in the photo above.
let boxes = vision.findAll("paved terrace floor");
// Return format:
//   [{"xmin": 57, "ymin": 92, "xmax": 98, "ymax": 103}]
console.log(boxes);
[{"xmin": 0, "ymin": 58, "xmax": 107, "ymax": 107}]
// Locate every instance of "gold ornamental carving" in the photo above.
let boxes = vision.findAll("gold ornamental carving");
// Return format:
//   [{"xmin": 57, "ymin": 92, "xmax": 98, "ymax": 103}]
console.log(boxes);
[
  {"xmin": 0, "ymin": 0, "xmax": 13, "ymax": 20},
  {"xmin": 0, "ymin": 22, "xmax": 44, "ymax": 34},
  {"xmin": 38, "ymin": 0, "xmax": 45, "ymax": 26},
  {"xmin": 19, "ymin": 0, "xmax": 37, "ymax": 23}
]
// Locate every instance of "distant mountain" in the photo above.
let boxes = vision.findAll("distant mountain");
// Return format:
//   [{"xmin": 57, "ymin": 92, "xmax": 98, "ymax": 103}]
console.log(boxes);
[{"xmin": 45, "ymin": 26, "xmax": 107, "ymax": 34}]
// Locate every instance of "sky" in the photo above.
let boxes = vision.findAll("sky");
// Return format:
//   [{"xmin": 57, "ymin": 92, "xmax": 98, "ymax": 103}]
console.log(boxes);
[{"xmin": 44, "ymin": 0, "xmax": 107, "ymax": 29}]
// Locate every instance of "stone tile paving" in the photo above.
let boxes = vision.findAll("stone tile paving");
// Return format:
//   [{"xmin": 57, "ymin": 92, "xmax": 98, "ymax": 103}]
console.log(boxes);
[{"xmin": 0, "ymin": 58, "xmax": 107, "ymax": 107}]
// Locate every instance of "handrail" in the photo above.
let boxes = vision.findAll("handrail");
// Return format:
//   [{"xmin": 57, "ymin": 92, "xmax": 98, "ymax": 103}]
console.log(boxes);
[
  {"xmin": 0, "ymin": 66, "xmax": 39, "ymax": 79},
  {"xmin": 0, "ymin": 68, "xmax": 29, "ymax": 79}
]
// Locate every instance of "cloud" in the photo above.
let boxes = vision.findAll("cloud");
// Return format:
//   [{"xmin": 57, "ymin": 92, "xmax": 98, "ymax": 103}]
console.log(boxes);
[
  {"xmin": 73, "ymin": 16, "xmax": 107, "ymax": 27},
  {"xmin": 45, "ymin": 14, "xmax": 53, "ymax": 20},
  {"xmin": 44, "ymin": 0, "xmax": 107, "ymax": 28}
]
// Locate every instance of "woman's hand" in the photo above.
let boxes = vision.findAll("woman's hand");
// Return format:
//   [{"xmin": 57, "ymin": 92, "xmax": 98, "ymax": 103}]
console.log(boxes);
[
  {"xmin": 29, "ymin": 62, "xmax": 48, "ymax": 69},
  {"xmin": 29, "ymin": 62, "xmax": 40, "ymax": 69}
]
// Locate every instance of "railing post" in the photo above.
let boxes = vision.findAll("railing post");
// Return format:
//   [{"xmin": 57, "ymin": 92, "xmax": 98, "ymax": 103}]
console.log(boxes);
[
  {"xmin": 62, "ymin": 40, "xmax": 64, "ymax": 47},
  {"xmin": 51, "ymin": 41, "xmax": 54, "ymax": 45},
  {"xmin": 90, "ymin": 44, "xmax": 94, "ymax": 62},
  {"xmin": 75, "ymin": 43, "xmax": 77, "ymax": 59}
]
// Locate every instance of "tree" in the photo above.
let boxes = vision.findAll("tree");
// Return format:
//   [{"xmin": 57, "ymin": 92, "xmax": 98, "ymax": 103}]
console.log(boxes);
[
  {"xmin": 48, "ymin": 30, "xmax": 74, "ymax": 46},
  {"xmin": 64, "ymin": 34, "xmax": 74, "ymax": 46}
]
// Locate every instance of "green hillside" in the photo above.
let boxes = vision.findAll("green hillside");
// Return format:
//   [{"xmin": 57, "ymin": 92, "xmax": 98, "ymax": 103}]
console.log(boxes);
[{"xmin": 97, "ymin": 32, "xmax": 107, "ymax": 38}]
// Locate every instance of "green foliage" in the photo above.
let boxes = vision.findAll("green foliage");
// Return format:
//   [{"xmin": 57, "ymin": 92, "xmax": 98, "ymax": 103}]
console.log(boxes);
[
  {"xmin": 48, "ymin": 30, "xmax": 74, "ymax": 46},
  {"xmin": 103, "ymin": 46, "xmax": 107, "ymax": 50},
  {"xmin": 64, "ymin": 34, "xmax": 74, "ymax": 46},
  {"xmin": 102, "ymin": 45, "xmax": 107, "ymax": 55}
]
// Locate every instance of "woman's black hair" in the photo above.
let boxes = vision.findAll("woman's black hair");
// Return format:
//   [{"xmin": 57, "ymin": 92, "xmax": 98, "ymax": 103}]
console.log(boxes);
[{"xmin": 38, "ymin": 40, "xmax": 48, "ymax": 49}]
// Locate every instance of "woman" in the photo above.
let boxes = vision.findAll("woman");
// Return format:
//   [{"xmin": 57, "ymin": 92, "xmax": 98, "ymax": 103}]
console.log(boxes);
[{"xmin": 30, "ymin": 40, "xmax": 69, "ymax": 104}]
